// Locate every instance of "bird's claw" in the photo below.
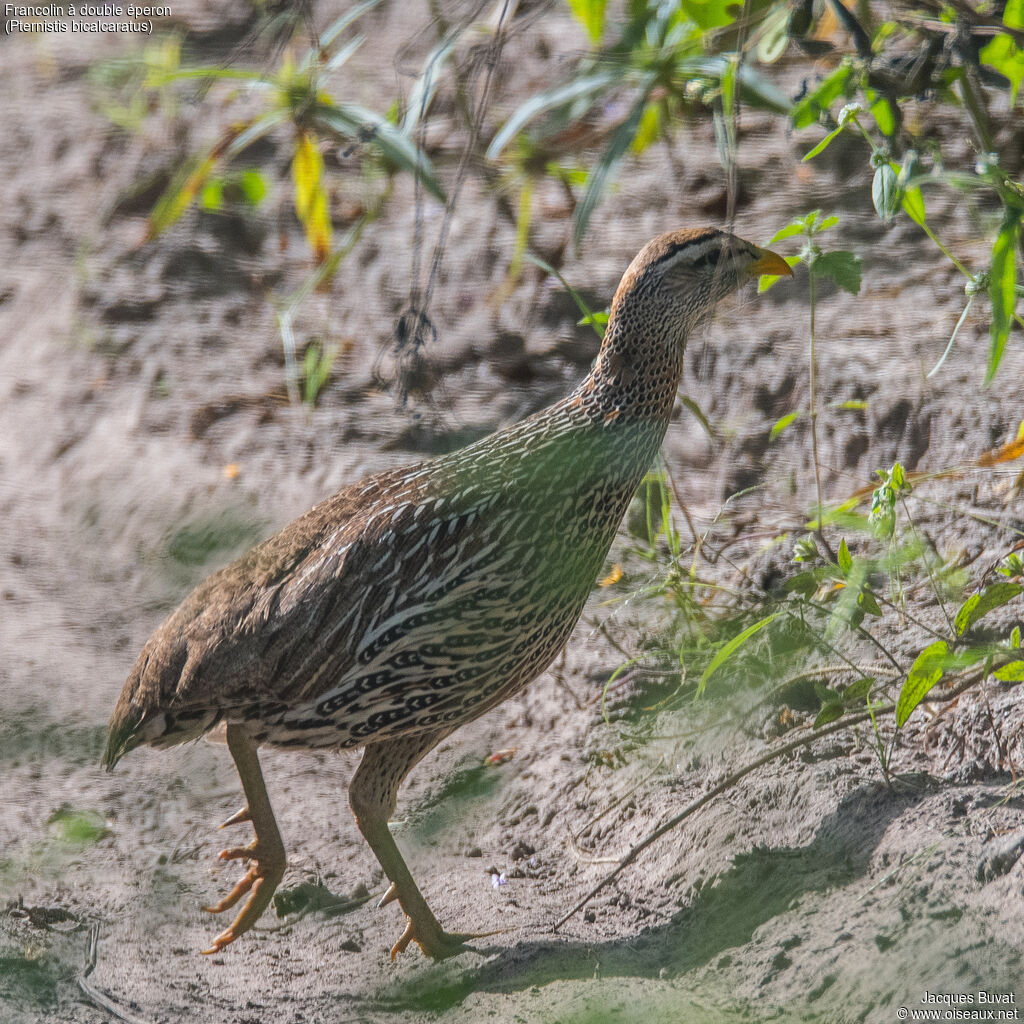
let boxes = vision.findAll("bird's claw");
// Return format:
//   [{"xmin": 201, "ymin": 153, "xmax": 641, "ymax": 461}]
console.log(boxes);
[
  {"xmin": 200, "ymin": 840, "xmax": 284, "ymax": 953},
  {"xmin": 218, "ymin": 805, "xmax": 252, "ymax": 829},
  {"xmin": 377, "ymin": 882, "xmax": 399, "ymax": 909},
  {"xmin": 389, "ymin": 915, "xmax": 485, "ymax": 962}
]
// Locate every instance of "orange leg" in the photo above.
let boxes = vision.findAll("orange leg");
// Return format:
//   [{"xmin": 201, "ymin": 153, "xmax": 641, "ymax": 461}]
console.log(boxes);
[
  {"xmin": 200, "ymin": 724, "xmax": 286, "ymax": 954},
  {"xmin": 349, "ymin": 733, "xmax": 495, "ymax": 961}
]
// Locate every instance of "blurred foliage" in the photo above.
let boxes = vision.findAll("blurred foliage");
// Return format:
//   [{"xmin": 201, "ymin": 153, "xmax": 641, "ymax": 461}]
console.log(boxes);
[{"xmin": 90, "ymin": 0, "xmax": 1022, "ymax": 400}]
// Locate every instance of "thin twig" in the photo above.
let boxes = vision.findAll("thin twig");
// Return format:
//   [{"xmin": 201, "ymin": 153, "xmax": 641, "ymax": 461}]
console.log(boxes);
[
  {"xmin": 807, "ymin": 268, "xmax": 833, "ymax": 560},
  {"xmin": 554, "ymin": 705, "xmax": 883, "ymax": 930},
  {"xmin": 903, "ymin": 496, "xmax": 959, "ymax": 635},
  {"xmin": 78, "ymin": 924, "xmax": 157, "ymax": 1024},
  {"xmin": 572, "ymin": 755, "xmax": 666, "ymax": 844},
  {"xmin": 554, "ymin": 663, "xmax": 993, "ymax": 930}
]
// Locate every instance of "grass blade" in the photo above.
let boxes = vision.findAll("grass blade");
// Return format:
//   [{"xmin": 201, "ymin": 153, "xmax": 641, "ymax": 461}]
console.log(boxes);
[
  {"xmin": 986, "ymin": 214, "xmax": 1021, "ymax": 385},
  {"xmin": 697, "ymin": 612, "xmax": 779, "ymax": 697},
  {"xmin": 573, "ymin": 79, "xmax": 655, "ymax": 246}
]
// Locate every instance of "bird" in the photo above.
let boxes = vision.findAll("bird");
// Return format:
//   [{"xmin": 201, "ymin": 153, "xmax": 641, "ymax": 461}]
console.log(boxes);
[{"xmin": 102, "ymin": 227, "xmax": 792, "ymax": 961}]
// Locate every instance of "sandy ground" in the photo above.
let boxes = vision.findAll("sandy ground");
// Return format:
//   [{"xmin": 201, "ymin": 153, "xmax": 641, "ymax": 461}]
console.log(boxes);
[{"xmin": 2, "ymin": 2, "xmax": 1024, "ymax": 1023}]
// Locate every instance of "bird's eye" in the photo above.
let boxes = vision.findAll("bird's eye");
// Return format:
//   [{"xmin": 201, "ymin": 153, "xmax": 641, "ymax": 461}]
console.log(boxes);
[{"xmin": 690, "ymin": 250, "xmax": 721, "ymax": 272}]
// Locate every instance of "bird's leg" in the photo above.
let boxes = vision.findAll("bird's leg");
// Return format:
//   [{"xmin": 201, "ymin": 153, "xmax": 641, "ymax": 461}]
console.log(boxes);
[
  {"xmin": 200, "ymin": 724, "xmax": 286, "ymax": 954},
  {"xmin": 350, "ymin": 733, "xmax": 489, "ymax": 961}
]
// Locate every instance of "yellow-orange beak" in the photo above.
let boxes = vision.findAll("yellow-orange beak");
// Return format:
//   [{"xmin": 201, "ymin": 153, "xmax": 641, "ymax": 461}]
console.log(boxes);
[{"xmin": 748, "ymin": 247, "xmax": 793, "ymax": 278}]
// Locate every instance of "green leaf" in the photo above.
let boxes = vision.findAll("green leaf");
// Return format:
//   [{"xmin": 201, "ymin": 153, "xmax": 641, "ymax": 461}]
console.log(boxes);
[
  {"xmin": 784, "ymin": 570, "xmax": 821, "ymax": 597},
  {"xmin": 769, "ymin": 220, "xmax": 807, "ymax": 244},
  {"xmin": 675, "ymin": 56, "xmax": 792, "ymax": 113},
  {"xmin": 679, "ymin": 395, "xmax": 715, "ymax": 438},
  {"xmin": 578, "ymin": 310, "xmax": 610, "ymax": 330},
  {"xmin": 238, "ymin": 169, "xmax": 267, "ymax": 205},
  {"xmin": 302, "ymin": 342, "xmax": 339, "ymax": 406},
  {"xmin": 720, "ymin": 53, "xmax": 738, "ymax": 121},
  {"xmin": 868, "ymin": 92, "xmax": 897, "ymax": 136},
  {"xmin": 321, "ymin": 35, "xmax": 365, "ymax": 75},
  {"xmin": 803, "ymin": 125, "xmax": 844, "ymax": 162},
  {"xmin": 200, "ymin": 179, "xmax": 223, "ymax": 211},
  {"xmin": 678, "ymin": 0, "xmax": 739, "ymax": 30},
  {"xmin": 954, "ymin": 582, "xmax": 1024, "ymax": 636},
  {"xmin": 981, "ymin": 33, "xmax": 1024, "ymax": 104},
  {"xmin": 901, "ymin": 185, "xmax": 926, "ymax": 227},
  {"xmin": 525, "ymin": 252, "xmax": 606, "ymax": 339},
  {"xmin": 1012, "ymin": 625, "xmax": 1022, "ymax": 648},
  {"xmin": 994, "ymin": 660, "xmax": 1024, "ymax": 681},
  {"xmin": 814, "ymin": 681, "xmax": 842, "ymax": 704},
  {"xmin": 814, "ymin": 702, "xmax": 844, "ymax": 728},
  {"xmin": 631, "ymin": 102, "xmax": 661, "ymax": 154},
  {"xmin": 309, "ymin": 0, "xmax": 384, "ymax": 65},
  {"xmin": 567, "ymin": 0, "xmax": 608, "ymax": 42},
  {"xmin": 756, "ymin": 6, "xmax": 789, "ymax": 64},
  {"xmin": 858, "ymin": 590, "xmax": 883, "ymax": 617},
  {"xmin": 791, "ymin": 63, "xmax": 853, "ymax": 129},
  {"xmin": 843, "ymin": 676, "xmax": 874, "ymax": 702},
  {"xmin": 224, "ymin": 109, "xmax": 291, "ymax": 161},
  {"xmin": 837, "ymin": 538, "xmax": 852, "ymax": 576},
  {"xmin": 986, "ymin": 215, "xmax": 1021, "ymax": 385},
  {"xmin": 148, "ymin": 150, "xmax": 220, "ymax": 238},
  {"xmin": 812, "ymin": 251, "xmax": 862, "ymax": 294},
  {"xmin": 770, "ymin": 411, "xmax": 800, "ymax": 439},
  {"xmin": 896, "ymin": 640, "xmax": 949, "ymax": 727},
  {"xmin": 872, "ymin": 164, "xmax": 900, "ymax": 221},
  {"xmin": 698, "ymin": 612, "xmax": 779, "ymax": 696},
  {"xmin": 402, "ymin": 33, "xmax": 459, "ymax": 134},
  {"xmin": 573, "ymin": 81, "xmax": 656, "ymax": 245}
]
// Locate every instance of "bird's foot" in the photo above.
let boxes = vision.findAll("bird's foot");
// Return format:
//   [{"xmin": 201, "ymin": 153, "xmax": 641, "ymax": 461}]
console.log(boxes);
[
  {"xmin": 389, "ymin": 914, "xmax": 498, "ymax": 962},
  {"xmin": 200, "ymin": 837, "xmax": 285, "ymax": 954}
]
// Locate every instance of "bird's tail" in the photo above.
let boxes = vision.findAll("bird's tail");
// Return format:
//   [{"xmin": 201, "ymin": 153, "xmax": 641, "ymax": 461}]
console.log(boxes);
[{"xmin": 101, "ymin": 703, "xmax": 144, "ymax": 771}]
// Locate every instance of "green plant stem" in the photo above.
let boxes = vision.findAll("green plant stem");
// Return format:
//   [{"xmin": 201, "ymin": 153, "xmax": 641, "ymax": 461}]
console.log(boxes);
[
  {"xmin": 898, "ymin": 494, "xmax": 957, "ymax": 638},
  {"xmin": 927, "ymin": 293, "xmax": 974, "ymax": 378},
  {"xmin": 508, "ymin": 177, "xmax": 534, "ymax": 281},
  {"xmin": 916, "ymin": 219, "xmax": 971, "ymax": 278},
  {"xmin": 807, "ymin": 268, "xmax": 829, "ymax": 555},
  {"xmin": 800, "ymin": 595, "xmax": 905, "ymax": 675},
  {"xmin": 874, "ymin": 590, "xmax": 948, "ymax": 643},
  {"xmin": 851, "ymin": 116, "xmax": 972, "ymax": 278},
  {"xmin": 553, "ymin": 702, "xmax": 886, "ymax": 930}
]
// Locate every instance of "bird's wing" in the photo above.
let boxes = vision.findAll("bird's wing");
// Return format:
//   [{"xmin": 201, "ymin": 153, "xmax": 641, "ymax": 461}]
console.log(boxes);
[
  {"xmin": 104, "ymin": 471, "xmax": 407, "ymax": 763},
  {"xmin": 104, "ymin": 464, "xmax": 515, "ymax": 762}
]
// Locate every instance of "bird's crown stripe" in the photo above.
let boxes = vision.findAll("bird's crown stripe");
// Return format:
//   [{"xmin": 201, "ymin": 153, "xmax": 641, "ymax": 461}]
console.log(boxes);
[{"xmin": 656, "ymin": 232, "xmax": 726, "ymax": 268}]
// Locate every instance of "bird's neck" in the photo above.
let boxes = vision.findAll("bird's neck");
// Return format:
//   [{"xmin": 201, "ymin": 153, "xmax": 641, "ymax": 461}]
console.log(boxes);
[
  {"xmin": 524, "ymin": 315, "xmax": 690, "ymax": 501},
  {"xmin": 573, "ymin": 315, "xmax": 687, "ymax": 432}
]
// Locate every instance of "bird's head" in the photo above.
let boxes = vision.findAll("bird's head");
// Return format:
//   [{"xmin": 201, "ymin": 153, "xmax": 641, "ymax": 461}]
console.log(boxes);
[{"xmin": 609, "ymin": 227, "xmax": 792, "ymax": 344}]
